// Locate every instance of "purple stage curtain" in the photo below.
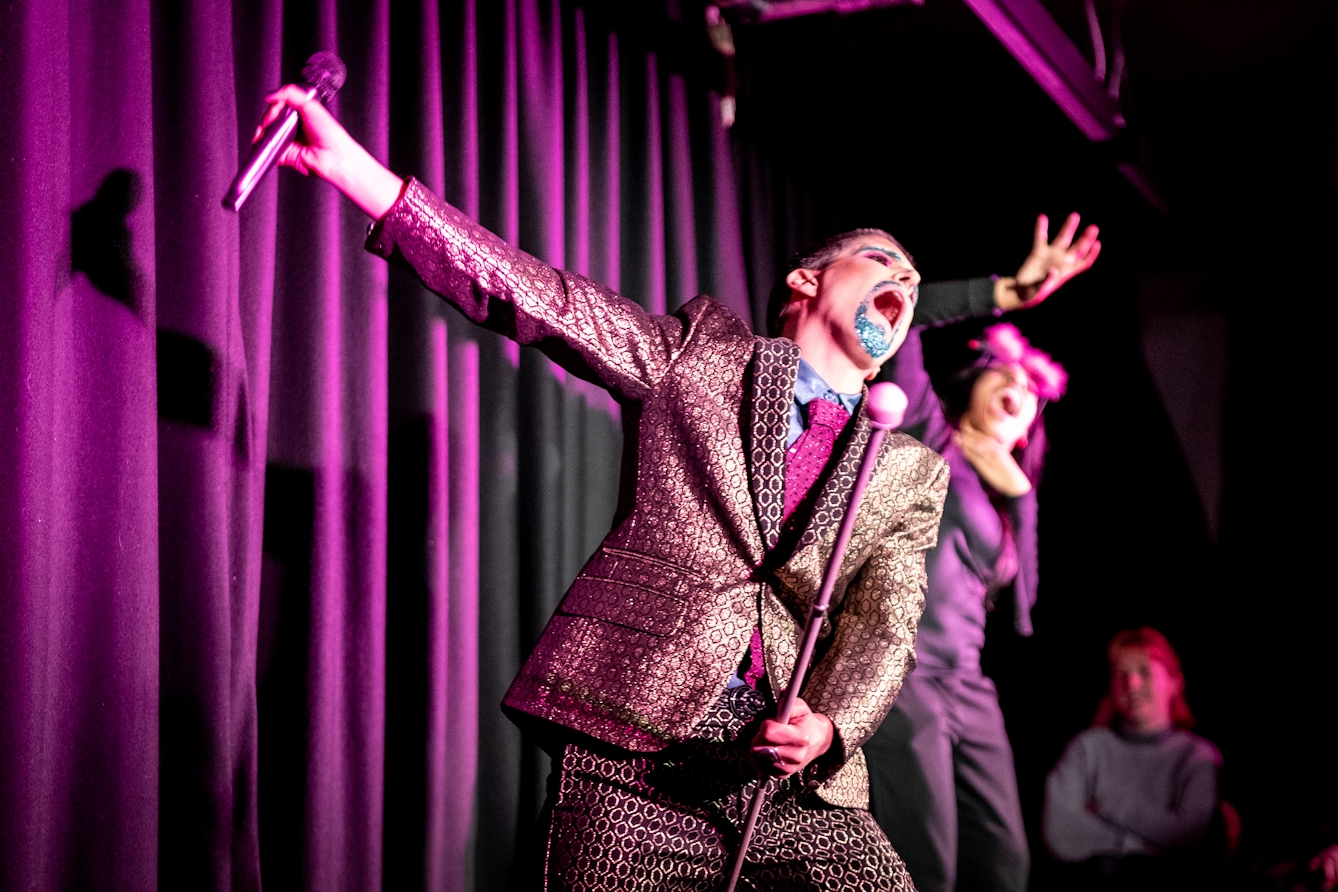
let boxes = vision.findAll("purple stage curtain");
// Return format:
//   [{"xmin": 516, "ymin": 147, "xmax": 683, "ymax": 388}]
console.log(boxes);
[{"xmin": 0, "ymin": 2, "xmax": 750, "ymax": 891}]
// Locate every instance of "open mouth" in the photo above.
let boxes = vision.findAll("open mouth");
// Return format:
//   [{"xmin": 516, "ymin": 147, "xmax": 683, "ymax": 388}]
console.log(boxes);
[
  {"xmin": 870, "ymin": 283, "xmax": 910, "ymax": 330},
  {"xmin": 855, "ymin": 282, "xmax": 913, "ymax": 360},
  {"xmin": 999, "ymin": 390, "xmax": 1020, "ymax": 417}
]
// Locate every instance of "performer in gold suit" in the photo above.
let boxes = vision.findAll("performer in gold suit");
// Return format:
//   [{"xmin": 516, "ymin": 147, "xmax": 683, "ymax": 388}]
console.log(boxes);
[{"xmin": 258, "ymin": 85, "xmax": 950, "ymax": 890}]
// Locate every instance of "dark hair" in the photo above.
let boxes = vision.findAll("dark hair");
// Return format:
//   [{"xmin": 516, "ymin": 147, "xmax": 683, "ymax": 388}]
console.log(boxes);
[
  {"xmin": 1093, "ymin": 627, "xmax": 1196, "ymax": 730},
  {"xmin": 765, "ymin": 228, "xmax": 913, "ymax": 336}
]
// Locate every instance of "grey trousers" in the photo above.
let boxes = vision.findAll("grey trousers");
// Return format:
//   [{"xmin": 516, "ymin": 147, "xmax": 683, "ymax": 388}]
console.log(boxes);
[{"xmin": 863, "ymin": 672, "xmax": 1028, "ymax": 892}]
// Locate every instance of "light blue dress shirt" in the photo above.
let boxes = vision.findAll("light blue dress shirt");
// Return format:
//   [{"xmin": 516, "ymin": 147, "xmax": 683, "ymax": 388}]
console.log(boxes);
[{"xmin": 786, "ymin": 358, "xmax": 862, "ymax": 448}]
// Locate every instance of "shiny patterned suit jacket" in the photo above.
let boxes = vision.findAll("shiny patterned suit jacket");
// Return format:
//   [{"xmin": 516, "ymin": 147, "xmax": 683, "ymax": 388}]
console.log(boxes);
[{"xmin": 368, "ymin": 179, "xmax": 950, "ymax": 808}]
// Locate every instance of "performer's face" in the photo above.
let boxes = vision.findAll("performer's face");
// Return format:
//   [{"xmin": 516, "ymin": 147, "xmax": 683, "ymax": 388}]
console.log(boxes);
[
  {"xmin": 963, "ymin": 363, "xmax": 1039, "ymax": 451},
  {"xmin": 1110, "ymin": 648, "xmax": 1179, "ymax": 734},
  {"xmin": 787, "ymin": 237, "xmax": 920, "ymax": 375}
]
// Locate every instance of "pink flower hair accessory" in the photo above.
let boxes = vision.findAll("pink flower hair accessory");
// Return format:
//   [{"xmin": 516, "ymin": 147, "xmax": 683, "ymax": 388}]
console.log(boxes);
[
  {"xmin": 968, "ymin": 323, "xmax": 1068, "ymax": 401},
  {"xmin": 969, "ymin": 322, "xmax": 1028, "ymax": 364}
]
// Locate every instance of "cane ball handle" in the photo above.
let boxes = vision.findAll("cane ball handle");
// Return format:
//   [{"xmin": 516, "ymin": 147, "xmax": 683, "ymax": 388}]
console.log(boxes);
[{"xmin": 867, "ymin": 382, "xmax": 908, "ymax": 430}]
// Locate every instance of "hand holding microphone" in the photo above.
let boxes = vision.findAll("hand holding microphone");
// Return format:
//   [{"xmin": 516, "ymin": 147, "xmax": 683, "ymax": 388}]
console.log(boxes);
[
  {"xmin": 223, "ymin": 52, "xmax": 346, "ymax": 211},
  {"xmin": 225, "ymin": 52, "xmax": 405, "ymax": 221}
]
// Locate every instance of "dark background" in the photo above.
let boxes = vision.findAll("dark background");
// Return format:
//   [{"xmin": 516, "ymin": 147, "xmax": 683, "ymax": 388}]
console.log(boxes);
[{"xmin": 698, "ymin": 0, "xmax": 1336, "ymax": 884}]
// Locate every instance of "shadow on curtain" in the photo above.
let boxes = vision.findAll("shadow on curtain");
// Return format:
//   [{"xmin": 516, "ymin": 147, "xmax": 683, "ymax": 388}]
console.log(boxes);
[{"xmin": 0, "ymin": 1, "xmax": 751, "ymax": 890}]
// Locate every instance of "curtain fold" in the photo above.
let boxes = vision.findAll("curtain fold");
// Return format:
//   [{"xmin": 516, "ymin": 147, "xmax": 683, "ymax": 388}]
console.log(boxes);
[
  {"xmin": 0, "ymin": 2, "xmax": 753, "ymax": 890},
  {"xmin": 2, "ymin": 1, "xmax": 159, "ymax": 888}
]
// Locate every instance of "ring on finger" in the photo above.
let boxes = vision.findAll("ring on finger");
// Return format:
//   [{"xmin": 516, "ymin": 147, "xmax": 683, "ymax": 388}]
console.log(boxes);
[{"xmin": 760, "ymin": 745, "xmax": 783, "ymax": 766}]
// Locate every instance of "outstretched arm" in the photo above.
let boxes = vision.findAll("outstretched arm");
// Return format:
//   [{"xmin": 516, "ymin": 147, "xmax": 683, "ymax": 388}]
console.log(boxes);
[
  {"xmin": 257, "ymin": 83, "xmax": 404, "ymax": 220},
  {"xmin": 914, "ymin": 212, "xmax": 1101, "ymax": 326},
  {"xmin": 994, "ymin": 212, "xmax": 1101, "ymax": 310},
  {"xmin": 256, "ymin": 85, "xmax": 693, "ymax": 401}
]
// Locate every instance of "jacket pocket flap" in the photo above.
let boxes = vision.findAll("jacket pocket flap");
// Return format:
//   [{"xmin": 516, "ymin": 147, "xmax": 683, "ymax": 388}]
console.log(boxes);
[{"xmin": 558, "ymin": 579, "xmax": 689, "ymax": 637}]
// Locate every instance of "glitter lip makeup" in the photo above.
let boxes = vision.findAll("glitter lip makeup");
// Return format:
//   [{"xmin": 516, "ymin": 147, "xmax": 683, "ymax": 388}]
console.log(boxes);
[
  {"xmin": 854, "ymin": 280, "xmax": 909, "ymax": 360},
  {"xmin": 855, "ymin": 302, "xmax": 892, "ymax": 359}
]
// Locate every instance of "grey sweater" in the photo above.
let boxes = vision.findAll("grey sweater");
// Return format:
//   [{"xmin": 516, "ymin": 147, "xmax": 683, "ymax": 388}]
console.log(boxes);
[{"xmin": 1043, "ymin": 726, "xmax": 1222, "ymax": 862}]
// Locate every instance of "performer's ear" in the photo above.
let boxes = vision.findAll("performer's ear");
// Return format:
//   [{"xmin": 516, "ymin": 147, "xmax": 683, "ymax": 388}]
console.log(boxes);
[{"xmin": 785, "ymin": 268, "xmax": 819, "ymax": 298}]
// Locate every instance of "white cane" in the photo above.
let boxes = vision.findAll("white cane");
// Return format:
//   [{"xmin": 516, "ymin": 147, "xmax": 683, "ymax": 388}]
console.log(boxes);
[{"xmin": 721, "ymin": 382, "xmax": 909, "ymax": 892}]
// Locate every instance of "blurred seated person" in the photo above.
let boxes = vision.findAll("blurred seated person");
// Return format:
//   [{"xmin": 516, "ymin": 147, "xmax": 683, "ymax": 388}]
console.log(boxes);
[{"xmin": 1042, "ymin": 627, "xmax": 1222, "ymax": 891}]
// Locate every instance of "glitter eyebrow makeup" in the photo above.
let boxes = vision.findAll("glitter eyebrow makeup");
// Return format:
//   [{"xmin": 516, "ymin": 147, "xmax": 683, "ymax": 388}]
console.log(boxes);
[{"xmin": 858, "ymin": 245, "xmax": 905, "ymax": 263}]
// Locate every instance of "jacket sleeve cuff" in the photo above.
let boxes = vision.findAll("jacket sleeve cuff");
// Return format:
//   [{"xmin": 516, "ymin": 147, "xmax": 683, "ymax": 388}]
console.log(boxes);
[
  {"xmin": 803, "ymin": 724, "xmax": 849, "ymax": 788},
  {"xmin": 363, "ymin": 176, "xmax": 416, "ymax": 260},
  {"xmin": 914, "ymin": 276, "xmax": 1000, "ymax": 327}
]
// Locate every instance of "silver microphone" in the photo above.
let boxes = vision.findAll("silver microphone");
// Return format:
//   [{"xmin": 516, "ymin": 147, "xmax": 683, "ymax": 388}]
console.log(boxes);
[{"xmin": 222, "ymin": 51, "xmax": 346, "ymax": 212}]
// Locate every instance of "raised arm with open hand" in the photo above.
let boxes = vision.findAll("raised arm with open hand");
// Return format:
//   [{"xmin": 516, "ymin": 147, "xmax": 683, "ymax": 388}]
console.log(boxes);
[
  {"xmin": 256, "ymin": 83, "xmax": 405, "ymax": 221},
  {"xmin": 994, "ymin": 212, "xmax": 1102, "ymax": 310}
]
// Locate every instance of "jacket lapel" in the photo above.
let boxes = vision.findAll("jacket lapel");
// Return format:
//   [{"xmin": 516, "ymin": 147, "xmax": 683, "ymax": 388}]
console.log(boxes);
[{"xmin": 747, "ymin": 338, "xmax": 801, "ymax": 551}]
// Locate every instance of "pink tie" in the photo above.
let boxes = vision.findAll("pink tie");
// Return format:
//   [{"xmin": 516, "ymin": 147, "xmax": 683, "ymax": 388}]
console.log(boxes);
[
  {"xmin": 740, "ymin": 396, "xmax": 851, "ymax": 691},
  {"xmin": 783, "ymin": 396, "xmax": 850, "ymax": 521}
]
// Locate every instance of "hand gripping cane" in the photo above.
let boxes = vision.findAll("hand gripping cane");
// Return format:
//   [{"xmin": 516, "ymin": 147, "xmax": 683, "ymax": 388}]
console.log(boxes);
[{"xmin": 721, "ymin": 382, "xmax": 908, "ymax": 892}]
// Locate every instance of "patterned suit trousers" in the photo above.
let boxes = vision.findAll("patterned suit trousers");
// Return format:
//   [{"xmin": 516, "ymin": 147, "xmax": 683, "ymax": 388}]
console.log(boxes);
[{"xmin": 536, "ymin": 686, "xmax": 916, "ymax": 891}]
